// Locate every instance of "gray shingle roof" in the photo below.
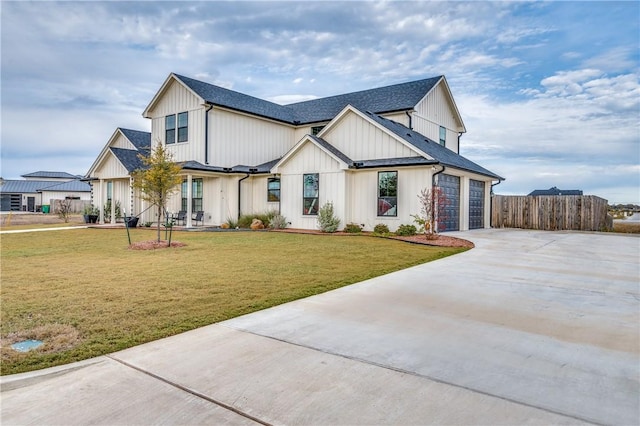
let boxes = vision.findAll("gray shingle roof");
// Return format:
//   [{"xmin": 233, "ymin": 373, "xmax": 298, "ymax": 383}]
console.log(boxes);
[
  {"xmin": 174, "ymin": 74, "xmax": 297, "ymax": 124},
  {"xmin": 288, "ymin": 77, "xmax": 442, "ymax": 124},
  {"xmin": 361, "ymin": 110, "xmax": 504, "ymax": 180},
  {"xmin": 174, "ymin": 74, "xmax": 442, "ymax": 125},
  {"xmin": 180, "ymin": 158, "xmax": 281, "ymax": 174},
  {"xmin": 353, "ymin": 156, "xmax": 438, "ymax": 169},
  {"xmin": 20, "ymin": 171, "xmax": 79, "ymax": 179},
  {"xmin": 119, "ymin": 128, "xmax": 151, "ymax": 154},
  {"xmin": 528, "ymin": 187, "xmax": 583, "ymax": 196},
  {"xmin": 309, "ymin": 135, "xmax": 353, "ymax": 165},
  {"xmin": 0, "ymin": 179, "xmax": 89, "ymax": 193},
  {"xmin": 110, "ymin": 147, "xmax": 145, "ymax": 173}
]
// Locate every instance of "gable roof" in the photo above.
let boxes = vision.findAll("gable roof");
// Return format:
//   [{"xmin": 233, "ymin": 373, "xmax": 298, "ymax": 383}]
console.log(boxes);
[
  {"xmin": 272, "ymin": 134, "xmax": 352, "ymax": 173},
  {"xmin": 110, "ymin": 147, "xmax": 145, "ymax": 173},
  {"xmin": 360, "ymin": 110, "xmax": 504, "ymax": 180},
  {"xmin": 21, "ymin": 171, "xmax": 79, "ymax": 179},
  {"xmin": 119, "ymin": 128, "xmax": 151, "ymax": 153},
  {"xmin": 149, "ymin": 73, "xmax": 445, "ymax": 126}
]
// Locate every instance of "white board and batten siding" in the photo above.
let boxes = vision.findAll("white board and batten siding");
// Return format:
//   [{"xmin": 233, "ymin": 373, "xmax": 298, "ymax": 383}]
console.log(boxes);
[
  {"xmin": 323, "ymin": 111, "xmax": 417, "ymax": 161},
  {"xmin": 241, "ymin": 175, "xmax": 280, "ymax": 218},
  {"xmin": 347, "ymin": 167, "xmax": 432, "ymax": 232},
  {"xmin": 277, "ymin": 142, "xmax": 346, "ymax": 230},
  {"xmin": 147, "ymin": 80, "xmax": 206, "ymax": 163},
  {"xmin": 412, "ymin": 82, "xmax": 463, "ymax": 153},
  {"xmin": 209, "ymin": 108, "xmax": 296, "ymax": 168}
]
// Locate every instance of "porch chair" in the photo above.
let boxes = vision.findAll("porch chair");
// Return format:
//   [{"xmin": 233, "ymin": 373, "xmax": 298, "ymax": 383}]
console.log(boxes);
[
  {"xmin": 174, "ymin": 210, "xmax": 187, "ymax": 225},
  {"xmin": 192, "ymin": 210, "xmax": 204, "ymax": 226}
]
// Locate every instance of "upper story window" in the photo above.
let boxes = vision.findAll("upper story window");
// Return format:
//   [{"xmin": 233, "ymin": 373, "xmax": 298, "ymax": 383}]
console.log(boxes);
[
  {"xmin": 377, "ymin": 171, "xmax": 397, "ymax": 216},
  {"xmin": 166, "ymin": 112, "xmax": 188, "ymax": 144},
  {"xmin": 439, "ymin": 126, "xmax": 446, "ymax": 146},
  {"xmin": 267, "ymin": 178, "xmax": 281, "ymax": 202},
  {"xmin": 303, "ymin": 173, "xmax": 319, "ymax": 215},
  {"xmin": 311, "ymin": 126, "xmax": 324, "ymax": 136}
]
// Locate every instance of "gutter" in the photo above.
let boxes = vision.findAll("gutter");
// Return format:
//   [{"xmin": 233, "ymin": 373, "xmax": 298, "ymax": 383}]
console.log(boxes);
[{"xmin": 204, "ymin": 102, "xmax": 214, "ymax": 165}]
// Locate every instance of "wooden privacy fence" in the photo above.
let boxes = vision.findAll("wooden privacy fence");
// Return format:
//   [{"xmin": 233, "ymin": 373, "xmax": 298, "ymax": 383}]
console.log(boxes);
[
  {"xmin": 491, "ymin": 195, "xmax": 613, "ymax": 231},
  {"xmin": 51, "ymin": 199, "xmax": 90, "ymax": 214}
]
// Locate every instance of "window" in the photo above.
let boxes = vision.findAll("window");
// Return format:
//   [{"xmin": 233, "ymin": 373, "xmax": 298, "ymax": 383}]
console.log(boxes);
[
  {"xmin": 181, "ymin": 178, "xmax": 203, "ymax": 212},
  {"xmin": 303, "ymin": 173, "xmax": 319, "ymax": 215},
  {"xmin": 439, "ymin": 126, "xmax": 446, "ymax": 146},
  {"xmin": 166, "ymin": 112, "xmax": 188, "ymax": 144},
  {"xmin": 106, "ymin": 181, "xmax": 113, "ymax": 201},
  {"xmin": 267, "ymin": 178, "xmax": 280, "ymax": 202},
  {"xmin": 378, "ymin": 171, "xmax": 397, "ymax": 216},
  {"xmin": 311, "ymin": 126, "xmax": 324, "ymax": 135},
  {"xmin": 177, "ymin": 112, "xmax": 188, "ymax": 142}
]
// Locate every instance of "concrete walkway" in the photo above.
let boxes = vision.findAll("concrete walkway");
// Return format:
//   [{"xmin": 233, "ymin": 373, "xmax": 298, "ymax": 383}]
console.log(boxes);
[{"xmin": 2, "ymin": 229, "xmax": 638, "ymax": 425}]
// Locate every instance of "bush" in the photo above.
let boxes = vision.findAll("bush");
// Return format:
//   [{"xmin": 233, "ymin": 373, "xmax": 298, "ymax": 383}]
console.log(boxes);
[
  {"xmin": 317, "ymin": 202, "xmax": 341, "ymax": 233},
  {"xmin": 343, "ymin": 223, "xmax": 362, "ymax": 233},
  {"xmin": 237, "ymin": 211, "xmax": 277, "ymax": 228},
  {"xmin": 225, "ymin": 217, "xmax": 238, "ymax": 229},
  {"xmin": 395, "ymin": 224, "xmax": 417, "ymax": 236},
  {"xmin": 373, "ymin": 223, "xmax": 390, "ymax": 235},
  {"xmin": 270, "ymin": 214, "xmax": 288, "ymax": 229}
]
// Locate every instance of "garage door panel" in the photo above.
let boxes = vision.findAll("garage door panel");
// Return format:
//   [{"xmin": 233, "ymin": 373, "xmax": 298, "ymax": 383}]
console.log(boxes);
[
  {"xmin": 438, "ymin": 174, "xmax": 459, "ymax": 232},
  {"xmin": 469, "ymin": 179, "xmax": 485, "ymax": 230}
]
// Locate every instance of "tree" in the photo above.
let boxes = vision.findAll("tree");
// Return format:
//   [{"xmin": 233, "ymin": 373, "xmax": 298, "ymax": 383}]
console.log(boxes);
[
  {"xmin": 131, "ymin": 142, "xmax": 182, "ymax": 242},
  {"xmin": 56, "ymin": 198, "xmax": 73, "ymax": 223},
  {"xmin": 412, "ymin": 186, "xmax": 448, "ymax": 240}
]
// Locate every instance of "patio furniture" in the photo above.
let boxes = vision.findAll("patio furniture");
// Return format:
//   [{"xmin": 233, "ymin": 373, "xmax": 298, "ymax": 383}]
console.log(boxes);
[{"xmin": 192, "ymin": 211, "xmax": 204, "ymax": 226}]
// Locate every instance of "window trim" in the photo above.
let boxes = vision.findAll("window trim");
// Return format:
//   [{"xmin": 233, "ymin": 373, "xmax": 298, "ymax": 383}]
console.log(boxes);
[
  {"xmin": 302, "ymin": 173, "xmax": 319, "ymax": 216},
  {"xmin": 267, "ymin": 177, "xmax": 281, "ymax": 202},
  {"xmin": 377, "ymin": 171, "xmax": 398, "ymax": 217},
  {"xmin": 166, "ymin": 112, "xmax": 188, "ymax": 144}
]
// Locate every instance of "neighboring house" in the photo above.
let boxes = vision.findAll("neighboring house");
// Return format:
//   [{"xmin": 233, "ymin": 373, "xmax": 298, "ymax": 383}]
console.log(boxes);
[
  {"xmin": 528, "ymin": 187, "xmax": 583, "ymax": 196},
  {"xmin": 0, "ymin": 171, "xmax": 91, "ymax": 212},
  {"xmin": 86, "ymin": 73, "xmax": 504, "ymax": 231}
]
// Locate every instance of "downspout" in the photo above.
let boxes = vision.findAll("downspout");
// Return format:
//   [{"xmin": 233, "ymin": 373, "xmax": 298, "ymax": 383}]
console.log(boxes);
[
  {"xmin": 204, "ymin": 102, "xmax": 213, "ymax": 165},
  {"xmin": 490, "ymin": 179, "xmax": 503, "ymax": 228},
  {"xmin": 457, "ymin": 132, "xmax": 462, "ymax": 154},
  {"xmin": 238, "ymin": 173, "xmax": 250, "ymax": 219},
  {"xmin": 405, "ymin": 111, "xmax": 413, "ymax": 130}
]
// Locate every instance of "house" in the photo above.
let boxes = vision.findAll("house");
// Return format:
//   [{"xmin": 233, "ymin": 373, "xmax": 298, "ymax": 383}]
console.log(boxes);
[
  {"xmin": 86, "ymin": 73, "xmax": 504, "ymax": 231},
  {"xmin": 0, "ymin": 171, "xmax": 91, "ymax": 212},
  {"xmin": 528, "ymin": 187, "xmax": 583, "ymax": 196}
]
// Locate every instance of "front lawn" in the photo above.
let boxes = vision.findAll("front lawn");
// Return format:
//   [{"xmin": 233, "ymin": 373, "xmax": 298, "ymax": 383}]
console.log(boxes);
[{"xmin": 1, "ymin": 229, "xmax": 467, "ymax": 375}]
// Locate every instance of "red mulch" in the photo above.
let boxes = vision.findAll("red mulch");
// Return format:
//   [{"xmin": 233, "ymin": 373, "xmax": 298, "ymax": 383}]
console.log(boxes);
[
  {"xmin": 272, "ymin": 229, "xmax": 474, "ymax": 248},
  {"xmin": 129, "ymin": 240, "xmax": 187, "ymax": 250}
]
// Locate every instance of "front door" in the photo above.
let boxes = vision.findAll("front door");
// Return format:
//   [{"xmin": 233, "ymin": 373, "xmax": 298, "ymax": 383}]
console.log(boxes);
[{"xmin": 27, "ymin": 197, "xmax": 35, "ymax": 212}]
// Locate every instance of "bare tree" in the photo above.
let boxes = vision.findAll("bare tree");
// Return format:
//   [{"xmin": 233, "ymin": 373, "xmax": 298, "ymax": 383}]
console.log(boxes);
[{"xmin": 412, "ymin": 186, "xmax": 448, "ymax": 239}]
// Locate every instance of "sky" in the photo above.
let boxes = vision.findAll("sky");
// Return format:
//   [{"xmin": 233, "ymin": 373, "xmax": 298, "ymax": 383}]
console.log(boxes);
[{"xmin": 1, "ymin": 1, "xmax": 639, "ymax": 204}]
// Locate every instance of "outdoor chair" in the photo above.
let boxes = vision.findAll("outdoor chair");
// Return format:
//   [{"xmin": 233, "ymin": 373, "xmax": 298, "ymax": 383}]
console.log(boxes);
[
  {"xmin": 174, "ymin": 210, "xmax": 186, "ymax": 225},
  {"xmin": 192, "ymin": 210, "xmax": 204, "ymax": 226}
]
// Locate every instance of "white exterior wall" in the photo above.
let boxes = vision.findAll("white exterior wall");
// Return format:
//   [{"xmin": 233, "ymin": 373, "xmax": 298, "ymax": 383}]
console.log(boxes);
[
  {"xmin": 380, "ymin": 112, "xmax": 410, "ymax": 127},
  {"xmin": 209, "ymin": 108, "xmax": 295, "ymax": 167},
  {"xmin": 147, "ymin": 80, "xmax": 206, "ymax": 163},
  {"xmin": 241, "ymin": 175, "xmax": 280, "ymax": 217},
  {"xmin": 112, "ymin": 133, "xmax": 137, "ymax": 150},
  {"xmin": 347, "ymin": 167, "xmax": 432, "ymax": 232},
  {"xmin": 277, "ymin": 142, "xmax": 345, "ymax": 230},
  {"xmin": 412, "ymin": 83, "xmax": 463, "ymax": 153},
  {"xmin": 40, "ymin": 191, "xmax": 91, "ymax": 207},
  {"xmin": 323, "ymin": 112, "xmax": 417, "ymax": 161},
  {"xmin": 93, "ymin": 154, "xmax": 129, "ymax": 179}
]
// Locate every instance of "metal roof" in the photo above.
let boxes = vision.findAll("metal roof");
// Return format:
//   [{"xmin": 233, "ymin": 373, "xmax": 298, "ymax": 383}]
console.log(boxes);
[
  {"xmin": 0, "ymin": 179, "xmax": 90, "ymax": 193},
  {"xmin": 20, "ymin": 171, "xmax": 80, "ymax": 179}
]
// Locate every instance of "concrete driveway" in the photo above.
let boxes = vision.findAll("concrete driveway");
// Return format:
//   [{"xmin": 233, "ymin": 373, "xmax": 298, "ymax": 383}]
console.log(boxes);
[{"xmin": 2, "ymin": 229, "xmax": 638, "ymax": 425}]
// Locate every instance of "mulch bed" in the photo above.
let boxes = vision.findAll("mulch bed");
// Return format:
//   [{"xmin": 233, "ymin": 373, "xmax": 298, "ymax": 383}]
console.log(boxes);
[{"xmin": 272, "ymin": 229, "xmax": 474, "ymax": 248}]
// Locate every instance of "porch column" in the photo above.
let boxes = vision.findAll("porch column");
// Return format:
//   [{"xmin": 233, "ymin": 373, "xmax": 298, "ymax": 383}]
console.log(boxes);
[
  {"xmin": 185, "ymin": 174, "xmax": 193, "ymax": 227},
  {"xmin": 99, "ymin": 179, "xmax": 105, "ymax": 224}
]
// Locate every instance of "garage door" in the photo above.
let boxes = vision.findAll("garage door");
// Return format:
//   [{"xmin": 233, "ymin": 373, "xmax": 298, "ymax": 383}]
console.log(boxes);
[
  {"xmin": 438, "ymin": 174, "xmax": 459, "ymax": 232},
  {"xmin": 469, "ymin": 179, "xmax": 485, "ymax": 229}
]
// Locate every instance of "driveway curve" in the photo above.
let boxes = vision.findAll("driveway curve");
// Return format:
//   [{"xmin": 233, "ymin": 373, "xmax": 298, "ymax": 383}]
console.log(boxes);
[{"xmin": 2, "ymin": 229, "xmax": 638, "ymax": 425}]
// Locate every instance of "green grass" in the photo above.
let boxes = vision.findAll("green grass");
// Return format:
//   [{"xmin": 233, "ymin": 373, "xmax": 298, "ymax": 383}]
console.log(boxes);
[{"xmin": 0, "ymin": 228, "xmax": 466, "ymax": 375}]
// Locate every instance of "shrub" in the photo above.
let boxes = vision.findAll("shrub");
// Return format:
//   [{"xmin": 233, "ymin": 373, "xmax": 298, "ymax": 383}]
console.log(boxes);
[
  {"xmin": 317, "ymin": 202, "xmax": 341, "ymax": 233},
  {"xmin": 237, "ymin": 211, "xmax": 278, "ymax": 228},
  {"xmin": 395, "ymin": 224, "xmax": 417, "ymax": 236},
  {"xmin": 270, "ymin": 214, "xmax": 288, "ymax": 229},
  {"xmin": 225, "ymin": 217, "xmax": 238, "ymax": 229},
  {"xmin": 373, "ymin": 223, "xmax": 390, "ymax": 235},
  {"xmin": 343, "ymin": 223, "xmax": 362, "ymax": 233}
]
